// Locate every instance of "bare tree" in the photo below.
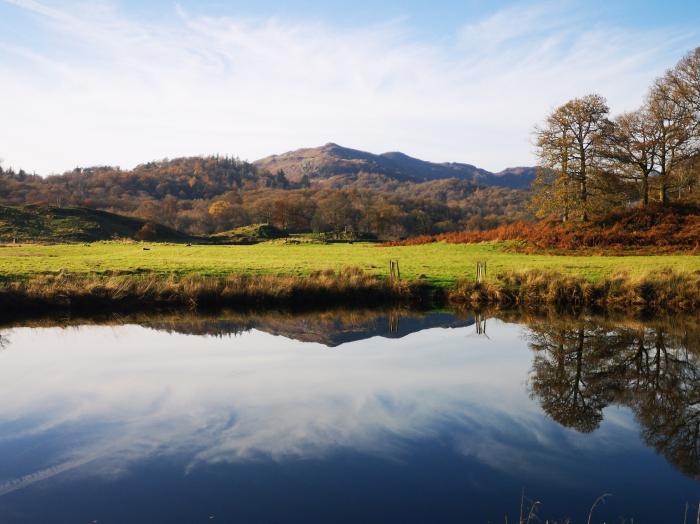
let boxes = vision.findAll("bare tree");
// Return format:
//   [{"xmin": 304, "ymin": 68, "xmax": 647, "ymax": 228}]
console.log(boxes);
[
  {"xmin": 667, "ymin": 47, "xmax": 700, "ymax": 132},
  {"xmin": 645, "ymin": 78, "xmax": 694, "ymax": 204},
  {"xmin": 534, "ymin": 94, "xmax": 610, "ymax": 221},
  {"xmin": 604, "ymin": 109, "xmax": 658, "ymax": 205},
  {"xmin": 667, "ymin": 47, "xmax": 700, "ymax": 201}
]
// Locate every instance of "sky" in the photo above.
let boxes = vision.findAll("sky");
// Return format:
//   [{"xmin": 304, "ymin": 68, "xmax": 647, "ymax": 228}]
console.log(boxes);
[{"xmin": 1, "ymin": 0, "xmax": 699, "ymax": 175}]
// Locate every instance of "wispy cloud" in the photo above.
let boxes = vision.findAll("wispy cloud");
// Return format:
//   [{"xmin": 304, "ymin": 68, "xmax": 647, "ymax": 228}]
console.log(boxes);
[{"xmin": 0, "ymin": 0, "xmax": 696, "ymax": 173}]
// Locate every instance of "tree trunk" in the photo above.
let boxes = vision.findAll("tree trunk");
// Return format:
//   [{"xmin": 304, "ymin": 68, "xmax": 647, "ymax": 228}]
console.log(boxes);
[
  {"xmin": 642, "ymin": 174, "xmax": 649, "ymax": 206},
  {"xmin": 658, "ymin": 149, "xmax": 669, "ymax": 205},
  {"xmin": 579, "ymin": 146, "xmax": 587, "ymax": 221},
  {"xmin": 659, "ymin": 176, "xmax": 668, "ymax": 204}
]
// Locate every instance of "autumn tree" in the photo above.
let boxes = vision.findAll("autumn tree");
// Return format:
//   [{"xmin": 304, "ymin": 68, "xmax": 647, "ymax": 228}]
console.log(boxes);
[
  {"xmin": 645, "ymin": 78, "xmax": 695, "ymax": 204},
  {"xmin": 273, "ymin": 169, "xmax": 290, "ymax": 189},
  {"xmin": 604, "ymin": 110, "xmax": 658, "ymax": 205},
  {"xmin": 667, "ymin": 47, "xmax": 700, "ymax": 133},
  {"xmin": 534, "ymin": 94, "xmax": 610, "ymax": 221},
  {"xmin": 667, "ymin": 47, "xmax": 700, "ymax": 201},
  {"xmin": 134, "ymin": 222, "xmax": 157, "ymax": 240}
]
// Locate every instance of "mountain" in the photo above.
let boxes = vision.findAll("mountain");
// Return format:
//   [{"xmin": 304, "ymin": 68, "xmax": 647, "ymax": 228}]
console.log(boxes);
[
  {"xmin": 0, "ymin": 205, "xmax": 192, "ymax": 243},
  {"xmin": 254, "ymin": 143, "xmax": 536, "ymax": 189}
]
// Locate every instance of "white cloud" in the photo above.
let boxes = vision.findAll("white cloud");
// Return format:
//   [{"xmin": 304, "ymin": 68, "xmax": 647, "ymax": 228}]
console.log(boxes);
[{"xmin": 0, "ymin": 0, "xmax": 696, "ymax": 174}]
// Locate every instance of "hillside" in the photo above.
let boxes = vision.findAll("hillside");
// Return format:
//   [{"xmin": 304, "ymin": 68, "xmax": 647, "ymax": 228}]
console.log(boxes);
[
  {"xmin": 255, "ymin": 143, "xmax": 536, "ymax": 188},
  {"xmin": 0, "ymin": 205, "xmax": 191, "ymax": 243},
  {"xmin": 0, "ymin": 147, "xmax": 534, "ymax": 239}
]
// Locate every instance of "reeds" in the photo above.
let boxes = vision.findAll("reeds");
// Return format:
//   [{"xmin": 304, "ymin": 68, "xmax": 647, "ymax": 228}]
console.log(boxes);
[
  {"xmin": 0, "ymin": 267, "xmax": 698, "ymax": 314},
  {"xmin": 0, "ymin": 267, "xmax": 433, "ymax": 313},
  {"xmin": 448, "ymin": 268, "xmax": 700, "ymax": 312}
]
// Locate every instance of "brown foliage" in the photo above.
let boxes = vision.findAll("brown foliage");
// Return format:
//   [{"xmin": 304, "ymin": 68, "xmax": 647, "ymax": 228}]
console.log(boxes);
[
  {"xmin": 448, "ymin": 268, "xmax": 700, "ymax": 312},
  {"xmin": 384, "ymin": 203, "xmax": 700, "ymax": 253},
  {"xmin": 0, "ymin": 156, "xmax": 531, "ymax": 239},
  {"xmin": 134, "ymin": 222, "xmax": 157, "ymax": 241}
]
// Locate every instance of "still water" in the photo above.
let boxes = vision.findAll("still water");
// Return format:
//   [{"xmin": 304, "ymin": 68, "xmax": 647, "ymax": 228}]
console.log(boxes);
[{"xmin": 0, "ymin": 311, "xmax": 698, "ymax": 523}]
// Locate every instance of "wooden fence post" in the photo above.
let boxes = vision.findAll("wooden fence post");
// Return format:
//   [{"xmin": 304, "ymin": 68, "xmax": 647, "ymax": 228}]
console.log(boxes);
[
  {"xmin": 475, "ymin": 260, "xmax": 487, "ymax": 284},
  {"xmin": 389, "ymin": 259, "xmax": 401, "ymax": 283}
]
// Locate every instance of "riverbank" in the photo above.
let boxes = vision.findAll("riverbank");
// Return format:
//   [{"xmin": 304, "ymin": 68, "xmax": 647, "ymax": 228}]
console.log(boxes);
[{"xmin": 1, "ymin": 266, "xmax": 698, "ymax": 315}]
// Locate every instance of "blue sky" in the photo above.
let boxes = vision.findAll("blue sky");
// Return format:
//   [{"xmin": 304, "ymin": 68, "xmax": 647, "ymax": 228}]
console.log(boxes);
[{"xmin": 1, "ymin": 0, "xmax": 699, "ymax": 174}]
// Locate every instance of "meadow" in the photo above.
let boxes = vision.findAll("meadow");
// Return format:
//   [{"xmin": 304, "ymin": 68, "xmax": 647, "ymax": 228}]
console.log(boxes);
[{"xmin": 0, "ymin": 240, "xmax": 698, "ymax": 286}]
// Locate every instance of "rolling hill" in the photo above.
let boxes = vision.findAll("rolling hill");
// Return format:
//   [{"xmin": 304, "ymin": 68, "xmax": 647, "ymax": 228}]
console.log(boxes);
[
  {"xmin": 254, "ymin": 143, "xmax": 536, "ymax": 189},
  {"xmin": 0, "ymin": 205, "xmax": 192, "ymax": 243}
]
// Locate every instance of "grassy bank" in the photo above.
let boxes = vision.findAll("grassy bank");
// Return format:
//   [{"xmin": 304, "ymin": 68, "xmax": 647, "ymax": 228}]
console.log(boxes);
[
  {"xmin": 0, "ymin": 241, "xmax": 698, "ymax": 313},
  {"xmin": 1, "ymin": 241, "xmax": 699, "ymax": 285}
]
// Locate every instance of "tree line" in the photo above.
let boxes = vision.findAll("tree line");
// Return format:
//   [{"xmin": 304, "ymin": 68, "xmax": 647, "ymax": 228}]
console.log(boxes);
[
  {"xmin": 533, "ymin": 47, "xmax": 700, "ymax": 221},
  {"xmin": 0, "ymin": 156, "xmax": 529, "ymax": 239}
]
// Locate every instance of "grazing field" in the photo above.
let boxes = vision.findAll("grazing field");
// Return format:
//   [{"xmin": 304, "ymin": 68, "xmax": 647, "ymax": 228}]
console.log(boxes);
[{"xmin": 0, "ymin": 241, "xmax": 698, "ymax": 286}]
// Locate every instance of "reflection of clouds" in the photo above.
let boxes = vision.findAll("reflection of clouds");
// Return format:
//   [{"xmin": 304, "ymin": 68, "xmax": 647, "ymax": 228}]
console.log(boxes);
[{"xmin": 0, "ymin": 322, "xmax": 636, "ymax": 495}]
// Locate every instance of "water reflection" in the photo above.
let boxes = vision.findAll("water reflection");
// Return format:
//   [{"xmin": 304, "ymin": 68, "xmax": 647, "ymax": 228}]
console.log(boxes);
[
  {"xmin": 0, "ymin": 310, "xmax": 697, "ymax": 522},
  {"xmin": 0, "ymin": 308, "xmax": 475, "ymax": 347},
  {"xmin": 527, "ymin": 316, "xmax": 700, "ymax": 478}
]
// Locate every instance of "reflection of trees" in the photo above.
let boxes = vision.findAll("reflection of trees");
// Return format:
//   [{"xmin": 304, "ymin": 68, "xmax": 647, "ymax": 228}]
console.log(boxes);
[
  {"xmin": 530, "ymin": 328, "xmax": 612, "ymax": 432},
  {"xmin": 527, "ymin": 318, "xmax": 700, "ymax": 478},
  {"xmin": 0, "ymin": 333, "xmax": 8, "ymax": 350}
]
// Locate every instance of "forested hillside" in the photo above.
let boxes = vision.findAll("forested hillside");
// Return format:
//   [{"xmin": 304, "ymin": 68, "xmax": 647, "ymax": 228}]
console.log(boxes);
[{"xmin": 0, "ymin": 150, "xmax": 532, "ymax": 239}]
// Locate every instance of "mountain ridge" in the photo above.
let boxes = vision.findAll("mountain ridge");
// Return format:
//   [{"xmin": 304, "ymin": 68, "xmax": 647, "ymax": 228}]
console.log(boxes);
[{"xmin": 254, "ymin": 143, "xmax": 535, "ymax": 189}]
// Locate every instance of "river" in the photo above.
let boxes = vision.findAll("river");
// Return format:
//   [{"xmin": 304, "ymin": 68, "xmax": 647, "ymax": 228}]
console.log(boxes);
[{"xmin": 0, "ymin": 310, "xmax": 697, "ymax": 523}]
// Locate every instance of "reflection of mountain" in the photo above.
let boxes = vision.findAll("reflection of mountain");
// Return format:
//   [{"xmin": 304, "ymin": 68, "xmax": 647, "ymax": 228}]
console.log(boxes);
[
  {"xmin": 144, "ymin": 310, "xmax": 474, "ymax": 347},
  {"xmin": 526, "ymin": 316, "xmax": 700, "ymax": 479}
]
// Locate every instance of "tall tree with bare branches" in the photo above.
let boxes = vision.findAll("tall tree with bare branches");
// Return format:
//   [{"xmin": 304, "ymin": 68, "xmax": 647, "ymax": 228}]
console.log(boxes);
[
  {"xmin": 604, "ymin": 109, "xmax": 659, "ymax": 206},
  {"xmin": 534, "ymin": 94, "xmax": 610, "ymax": 221},
  {"xmin": 645, "ymin": 78, "xmax": 694, "ymax": 204}
]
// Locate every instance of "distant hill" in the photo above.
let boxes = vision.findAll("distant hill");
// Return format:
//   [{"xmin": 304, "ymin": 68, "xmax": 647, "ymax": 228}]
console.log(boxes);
[
  {"xmin": 0, "ymin": 147, "xmax": 534, "ymax": 239},
  {"xmin": 0, "ymin": 205, "xmax": 192, "ymax": 243},
  {"xmin": 254, "ymin": 143, "xmax": 536, "ymax": 189}
]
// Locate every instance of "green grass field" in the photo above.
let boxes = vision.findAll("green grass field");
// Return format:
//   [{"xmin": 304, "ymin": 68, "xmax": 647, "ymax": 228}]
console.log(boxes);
[{"xmin": 0, "ymin": 241, "xmax": 698, "ymax": 286}]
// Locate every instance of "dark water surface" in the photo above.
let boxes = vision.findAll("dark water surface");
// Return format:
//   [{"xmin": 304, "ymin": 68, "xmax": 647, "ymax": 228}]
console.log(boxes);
[{"xmin": 0, "ymin": 310, "xmax": 698, "ymax": 523}]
